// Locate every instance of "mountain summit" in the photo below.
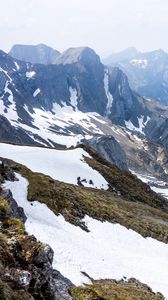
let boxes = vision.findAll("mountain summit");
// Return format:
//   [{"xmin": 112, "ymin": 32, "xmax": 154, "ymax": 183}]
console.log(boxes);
[
  {"xmin": 103, "ymin": 47, "xmax": 140, "ymax": 65},
  {"xmin": 54, "ymin": 47, "xmax": 100, "ymax": 66},
  {"xmin": 105, "ymin": 48, "xmax": 168, "ymax": 104},
  {"xmin": 9, "ymin": 43, "xmax": 60, "ymax": 65}
]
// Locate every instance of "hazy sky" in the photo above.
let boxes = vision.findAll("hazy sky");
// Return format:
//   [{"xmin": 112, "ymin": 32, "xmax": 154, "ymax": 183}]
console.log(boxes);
[{"xmin": 1, "ymin": 0, "xmax": 168, "ymax": 57}]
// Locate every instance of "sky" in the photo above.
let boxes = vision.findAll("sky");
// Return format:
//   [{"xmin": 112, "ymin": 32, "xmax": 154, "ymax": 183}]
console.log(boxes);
[{"xmin": 1, "ymin": 0, "xmax": 168, "ymax": 58}]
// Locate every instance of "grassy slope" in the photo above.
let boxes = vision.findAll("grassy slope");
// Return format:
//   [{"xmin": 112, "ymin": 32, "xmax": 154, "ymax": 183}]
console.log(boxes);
[
  {"xmin": 71, "ymin": 279, "xmax": 164, "ymax": 300},
  {"xmin": 4, "ymin": 150, "xmax": 168, "ymax": 243},
  {"xmin": 1, "ymin": 146, "xmax": 168, "ymax": 299}
]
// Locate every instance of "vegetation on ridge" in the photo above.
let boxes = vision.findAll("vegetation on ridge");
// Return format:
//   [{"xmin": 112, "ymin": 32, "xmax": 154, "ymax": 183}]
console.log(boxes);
[
  {"xmin": 70, "ymin": 278, "xmax": 164, "ymax": 300},
  {"xmin": 3, "ymin": 150, "xmax": 168, "ymax": 243}
]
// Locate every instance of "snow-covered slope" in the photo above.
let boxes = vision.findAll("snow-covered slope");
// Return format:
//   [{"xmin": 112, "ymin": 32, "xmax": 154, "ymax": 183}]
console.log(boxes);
[
  {"xmin": 3, "ymin": 173, "xmax": 168, "ymax": 299},
  {"xmin": 0, "ymin": 143, "xmax": 108, "ymax": 189},
  {"xmin": 131, "ymin": 170, "xmax": 168, "ymax": 200},
  {"xmin": 20, "ymin": 105, "xmax": 106, "ymax": 147}
]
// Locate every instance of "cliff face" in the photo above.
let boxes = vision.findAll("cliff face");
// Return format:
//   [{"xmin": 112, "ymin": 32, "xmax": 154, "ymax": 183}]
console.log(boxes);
[{"xmin": 83, "ymin": 135, "xmax": 128, "ymax": 170}]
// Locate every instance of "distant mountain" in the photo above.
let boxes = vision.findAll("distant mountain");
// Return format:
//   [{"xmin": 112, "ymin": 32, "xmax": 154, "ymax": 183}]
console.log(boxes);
[
  {"xmin": 105, "ymin": 48, "xmax": 168, "ymax": 105},
  {"xmin": 0, "ymin": 47, "xmax": 150, "ymax": 132},
  {"xmin": 103, "ymin": 47, "xmax": 140, "ymax": 65},
  {"xmin": 9, "ymin": 43, "xmax": 60, "ymax": 64},
  {"xmin": 0, "ymin": 46, "xmax": 168, "ymax": 179}
]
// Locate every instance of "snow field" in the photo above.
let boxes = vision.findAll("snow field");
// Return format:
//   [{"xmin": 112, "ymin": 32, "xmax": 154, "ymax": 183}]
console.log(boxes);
[
  {"xmin": 0, "ymin": 143, "xmax": 108, "ymax": 189},
  {"xmin": 2, "ymin": 173, "xmax": 168, "ymax": 299}
]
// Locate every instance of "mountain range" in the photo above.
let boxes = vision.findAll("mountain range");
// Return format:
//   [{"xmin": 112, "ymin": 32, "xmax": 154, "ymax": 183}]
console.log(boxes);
[
  {"xmin": 103, "ymin": 47, "xmax": 168, "ymax": 105},
  {"xmin": 0, "ymin": 44, "xmax": 168, "ymax": 179},
  {"xmin": 0, "ymin": 43, "xmax": 168, "ymax": 299}
]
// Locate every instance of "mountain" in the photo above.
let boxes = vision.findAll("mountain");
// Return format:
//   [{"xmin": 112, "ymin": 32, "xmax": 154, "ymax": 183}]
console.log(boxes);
[
  {"xmin": 105, "ymin": 48, "xmax": 168, "ymax": 105},
  {"xmin": 1, "ymin": 45, "xmax": 168, "ymax": 299},
  {"xmin": 103, "ymin": 47, "xmax": 140, "ymax": 65},
  {"xmin": 9, "ymin": 43, "xmax": 60, "ymax": 64},
  {"xmin": 0, "ymin": 47, "xmax": 150, "ymax": 128},
  {"xmin": 0, "ymin": 143, "xmax": 168, "ymax": 299},
  {"xmin": 0, "ymin": 47, "xmax": 168, "ymax": 180}
]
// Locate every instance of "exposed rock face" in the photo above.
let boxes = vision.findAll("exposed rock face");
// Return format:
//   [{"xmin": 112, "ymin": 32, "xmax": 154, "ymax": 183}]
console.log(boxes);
[
  {"xmin": 0, "ymin": 161, "xmax": 27, "ymax": 222},
  {"xmin": 108, "ymin": 67, "xmax": 149, "ymax": 126},
  {"xmin": 0, "ymin": 47, "xmax": 151, "ymax": 130},
  {"xmin": 83, "ymin": 135, "xmax": 128, "ymax": 170},
  {"xmin": 145, "ymin": 116, "xmax": 168, "ymax": 150},
  {"xmin": 0, "ymin": 46, "xmax": 168, "ymax": 178},
  {"xmin": 2, "ymin": 188, "xmax": 27, "ymax": 223},
  {"xmin": 0, "ymin": 163, "xmax": 74, "ymax": 300},
  {"xmin": 9, "ymin": 44, "xmax": 60, "ymax": 65},
  {"xmin": 1, "ymin": 231, "xmax": 74, "ymax": 300},
  {"xmin": 106, "ymin": 48, "xmax": 168, "ymax": 105}
]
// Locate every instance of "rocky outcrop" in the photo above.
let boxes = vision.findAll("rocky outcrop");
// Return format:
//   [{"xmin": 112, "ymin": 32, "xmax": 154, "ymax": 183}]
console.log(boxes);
[
  {"xmin": 83, "ymin": 135, "xmax": 128, "ymax": 170},
  {"xmin": 0, "ymin": 164, "xmax": 74, "ymax": 300},
  {"xmin": 2, "ymin": 188, "xmax": 26, "ymax": 223},
  {"xmin": 0, "ymin": 227, "xmax": 73, "ymax": 300}
]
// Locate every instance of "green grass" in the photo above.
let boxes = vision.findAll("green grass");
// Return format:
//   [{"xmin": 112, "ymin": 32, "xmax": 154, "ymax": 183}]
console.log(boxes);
[
  {"xmin": 6, "ymin": 218, "xmax": 25, "ymax": 235},
  {"xmin": 0, "ymin": 199, "xmax": 10, "ymax": 220},
  {"xmin": 4, "ymin": 158, "xmax": 168, "ymax": 243},
  {"xmin": 71, "ymin": 279, "xmax": 164, "ymax": 300}
]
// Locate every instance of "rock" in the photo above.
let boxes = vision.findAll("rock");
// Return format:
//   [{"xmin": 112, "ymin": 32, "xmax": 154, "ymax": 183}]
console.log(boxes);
[
  {"xmin": 2, "ymin": 188, "xmax": 27, "ymax": 223},
  {"xmin": 33, "ymin": 244, "xmax": 54, "ymax": 266},
  {"xmin": 4, "ymin": 268, "xmax": 31, "ymax": 288},
  {"xmin": 83, "ymin": 135, "xmax": 128, "ymax": 170},
  {"xmin": 30, "ymin": 243, "xmax": 73, "ymax": 300},
  {"xmin": 48, "ymin": 269, "xmax": 74, "ymax": 300},
  {"xmin": 16, "ymin": 270, "xmax": 32, "ymax": 287}
]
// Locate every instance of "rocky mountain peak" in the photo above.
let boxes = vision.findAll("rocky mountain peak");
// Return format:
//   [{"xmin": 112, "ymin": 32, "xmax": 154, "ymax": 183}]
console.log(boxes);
[
  {"xmin": 55, "ymin": 47, "xmax": 101, "ymax": 66},
  {"xmin": 103, "ymin": 47, "xmax": 140, "ymax": 65},
  {"xmin": 9, "ymin": 43, "xmax": 60, "ymax": 64}
]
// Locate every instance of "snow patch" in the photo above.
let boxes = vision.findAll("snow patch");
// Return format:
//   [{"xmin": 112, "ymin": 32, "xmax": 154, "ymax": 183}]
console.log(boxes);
[
  {"xmin": 26, "ymin": 71, "xmax": 36, "ymax": 79},
  {"xmin": 0, "ymin": 81, "xmax": 19, "ymax": 123},
  {"xmin": 131, "ymin": 170, "xmax": 168, "ymax": 200},
  {"xmin": 104, "ymin": 69, "xmax": 113, "ymax": 116},
  {"xmin": 130, "ymin": 59, "xmax": 148, "ymax": 69},
  {"xmin": 125, "ymin": 116, "xmax": 150, "ymax": 134},
  {"xmin": 33, "ymin": 88, "xmax": 40, "ymax": 97},
  {"xmin": 0, "ymin": 143, "xmax": 108, "ymax": 189},
  {"xmin": 14, "ymin": 61, "xmax": 20, "ymax": 70},
  {"xmin": 69, "ymin": 87, "xmax": 78, "ymax": 110},
  {"xmin": 2, "ymin": 173, "xmax": 168, "ymax": 298}
]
